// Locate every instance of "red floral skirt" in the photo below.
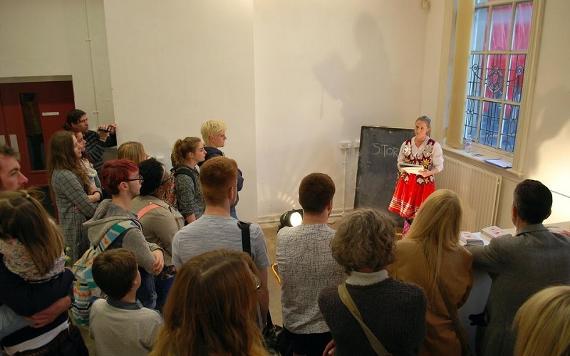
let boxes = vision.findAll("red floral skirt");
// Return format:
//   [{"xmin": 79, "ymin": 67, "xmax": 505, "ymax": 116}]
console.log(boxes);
[{"xmin": 388, "ymin": 174, "xmax": 435, "ymax": 219}]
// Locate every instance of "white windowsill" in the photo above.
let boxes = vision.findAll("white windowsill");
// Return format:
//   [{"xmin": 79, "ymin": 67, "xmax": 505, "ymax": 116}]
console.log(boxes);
[{"xmin": 442, "ymin": 144, "xmax": 524, "ymax": 180}]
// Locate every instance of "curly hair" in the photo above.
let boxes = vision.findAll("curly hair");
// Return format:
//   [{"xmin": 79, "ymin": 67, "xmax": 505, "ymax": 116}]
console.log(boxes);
[{"xmin": 332, "ymin": 209, "xmax": 395, "ymax": 273}]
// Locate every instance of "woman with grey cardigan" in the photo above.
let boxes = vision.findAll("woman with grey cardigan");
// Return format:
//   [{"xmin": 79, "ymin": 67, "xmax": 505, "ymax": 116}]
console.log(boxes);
[
  {"xmin": 318, "ymin": 209, "xmax": 427, "ymax": 356},
  {"xmin": 48, "ymin": 130, "xmax": 102, "ymax": 262}
]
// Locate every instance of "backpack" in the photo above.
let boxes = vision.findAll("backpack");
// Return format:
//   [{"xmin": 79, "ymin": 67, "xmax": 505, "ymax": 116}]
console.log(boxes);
[
  {"xmin": 70, "ymin": 220, "xmax": 139, "ymax": 326},
  {"xmin": 172, "ymin": 166, "xmax": 198, "ymax": 187}
]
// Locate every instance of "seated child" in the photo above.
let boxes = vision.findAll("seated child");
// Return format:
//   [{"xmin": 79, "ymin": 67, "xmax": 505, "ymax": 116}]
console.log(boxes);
[
  {"xmin": 90, "ymin": 248, "xmax": 163, "ymax": 355},
  {"xmin": 0, "ymin": 236, "xmax": 66, "ymax": 339}
]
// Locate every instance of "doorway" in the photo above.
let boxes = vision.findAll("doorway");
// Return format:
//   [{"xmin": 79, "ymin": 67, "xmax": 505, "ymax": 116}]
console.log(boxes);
[{"xmin": 0, "ymin": 81, "xmax": 75, "ymax": 188}]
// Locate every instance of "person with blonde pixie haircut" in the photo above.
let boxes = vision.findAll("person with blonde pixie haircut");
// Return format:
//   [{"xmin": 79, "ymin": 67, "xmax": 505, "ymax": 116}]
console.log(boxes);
[
  {"xmin": 514, "ymin": 285, "xmax": 570, "ymax": 356},
  {"xmin": 389, "ymin": 189, "xmax": 473, "ymax": 356},
  {"xmin": 170, "ymin": 137, "xmax": 206, "ymax": 224},
  {"xmin": 118, "ymin": 141, "xmax": 148, "ymax": 165},
  {"xmin": 151, "ymin": 249, "xmax": 266, "ymax": 356},
  {"xmin": 318, "ymin": 209, "xmax": 426, "ymax": 356},
  {"xmin": 200, "ymin": 119, "xmax": 244, "ymax": 218}
]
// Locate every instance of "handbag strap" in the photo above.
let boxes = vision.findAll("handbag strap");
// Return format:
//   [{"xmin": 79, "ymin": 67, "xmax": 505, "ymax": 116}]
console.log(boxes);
[
  {"xmin": 337, "ymin": 283, "xmax": 391, "ymax": 356},
  {"xmin": 436, "ymin": 280, "xmax": 472, "ymax": 356}
]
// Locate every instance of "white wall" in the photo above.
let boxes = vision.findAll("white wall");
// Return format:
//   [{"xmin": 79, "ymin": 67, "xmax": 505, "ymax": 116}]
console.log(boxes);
[
  {"xmin": 254, "ymin": 0, "xmax": 428, "ymax": 218},
  {"xmin": 0, "ymin": 0, "xmax": 115, "ymax": 126},
  {"xmin": 102, "ymin": 0, "xmax": 258, "ymax": 220},
  {"xmin": 522, "ymin": 0, "xmax": 570, "ymax": 224}
]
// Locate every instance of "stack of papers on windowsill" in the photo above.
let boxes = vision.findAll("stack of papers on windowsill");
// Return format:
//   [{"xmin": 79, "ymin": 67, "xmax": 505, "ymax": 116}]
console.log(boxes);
[
  {"xmin": 484, "ymin": 158, "xmax": 512, "ymax": 169},
  {"xmin": 460, "ymin": 231, "xmax": 484, "ymax": 246}
]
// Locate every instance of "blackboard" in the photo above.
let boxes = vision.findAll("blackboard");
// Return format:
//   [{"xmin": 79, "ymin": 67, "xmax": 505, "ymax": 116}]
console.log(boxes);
[{"xmin": 354, "ymin": 126, "xmax": 413, "ymax": 214}]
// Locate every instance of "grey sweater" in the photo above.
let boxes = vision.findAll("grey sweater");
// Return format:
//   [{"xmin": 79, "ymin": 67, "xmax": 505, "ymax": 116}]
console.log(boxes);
[
  {"xmin": 83, "ymin": 200, "xmax": 162, "ymax": 273},
  {"xmin": 318, "ymin": 278, "xmax": 426, "ymax": 356}
]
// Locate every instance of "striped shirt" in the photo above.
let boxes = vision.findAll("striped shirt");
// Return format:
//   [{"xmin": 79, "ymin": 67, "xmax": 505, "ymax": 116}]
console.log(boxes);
[{"xmin": 84, "ymin": 130, "xmax": 117, "ymax": 171}]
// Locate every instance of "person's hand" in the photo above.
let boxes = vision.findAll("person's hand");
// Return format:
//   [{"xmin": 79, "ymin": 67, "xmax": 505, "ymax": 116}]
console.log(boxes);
[
  {"xmin": 419, "ymin": 169, "xmax": 432, "ymax": 178},
  {"xmin": 97, "ymin": 125, "xmax": 110, "ymax": 141},
  {"xmin": 107, "ymin": 123, "xmax": 117, "ymax": 134},
  {"xmin": 88, "ymin": 183, "xmax": 98, "ymax": 195},
  {"xmin": 26, "ymin": 296, "xmax": 71, "ymax": 328},
  {"xmin": 152, "ymin": 250, "xmax": 164, "ymax": 275},
  {"xmin": 322, "ymin": 339, "xmax": 336, "ymax": 356}
]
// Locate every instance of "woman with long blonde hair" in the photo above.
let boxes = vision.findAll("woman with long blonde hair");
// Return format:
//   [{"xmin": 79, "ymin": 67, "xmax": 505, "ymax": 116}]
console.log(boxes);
[
  {"xmin": 388, "ymin": 189, "xmax": 473, "ymax": 356},
  {"xmin": 151, "ymin": 249, "xmax": 266, "ymax": 356},
  {"xmin": 514, "ymin": 285, "xmax": 570, "ymax": 356}
]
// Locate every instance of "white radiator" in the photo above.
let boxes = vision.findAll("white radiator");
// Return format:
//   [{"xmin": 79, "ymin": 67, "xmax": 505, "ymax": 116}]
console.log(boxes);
[{"xmin": 437, "ymin": 156, "xmax": 502, "ymax": 232}]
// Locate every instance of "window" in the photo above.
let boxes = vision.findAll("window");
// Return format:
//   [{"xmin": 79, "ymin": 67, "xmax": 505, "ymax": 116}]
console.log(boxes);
[{"xmin": 463, "ymin": 0, "xmax": 534, "ymax": 153}]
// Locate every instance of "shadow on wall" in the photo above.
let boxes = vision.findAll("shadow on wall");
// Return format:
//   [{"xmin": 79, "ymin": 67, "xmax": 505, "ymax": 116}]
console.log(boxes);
[
  {"xmin": 313, "ymin": 13, "xmax": 395, "ymax": 139},
  {"xmin": 525, "ymin": 86, "xmax": 570, "ymax": 197}
]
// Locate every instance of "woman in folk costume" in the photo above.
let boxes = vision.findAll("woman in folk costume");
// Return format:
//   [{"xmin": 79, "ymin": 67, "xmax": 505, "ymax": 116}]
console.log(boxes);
[{"xmin": 389, "ymin": 115, "xmax": 443, "ymax": 233}]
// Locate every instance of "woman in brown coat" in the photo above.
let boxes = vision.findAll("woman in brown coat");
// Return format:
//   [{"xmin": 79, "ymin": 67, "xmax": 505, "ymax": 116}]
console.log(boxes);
[{"xmin": 388, "ymin": 189, "xmax": 473, "ymax": 356}]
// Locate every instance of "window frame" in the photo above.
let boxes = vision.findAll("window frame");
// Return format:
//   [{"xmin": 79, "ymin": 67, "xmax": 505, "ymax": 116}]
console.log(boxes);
[{"xmin": 446, "ymin": 0, "xmax": 545, "ymax": 172}]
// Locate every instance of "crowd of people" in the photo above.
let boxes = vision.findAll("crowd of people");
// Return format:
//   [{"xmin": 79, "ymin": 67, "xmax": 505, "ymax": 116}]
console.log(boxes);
[{"xmin": 0, "ymin": 109, "xmax": 569, "ymax": 356}]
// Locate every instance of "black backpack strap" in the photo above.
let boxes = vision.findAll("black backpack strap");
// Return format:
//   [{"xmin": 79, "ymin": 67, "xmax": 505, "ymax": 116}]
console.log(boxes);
[
  {"xmin": 173, "ymin": 166, "xmax": 197, "ymax": 187},
  {"xmin": 237, "ymin": 220, "xmax": 251, "ymax": 256}
]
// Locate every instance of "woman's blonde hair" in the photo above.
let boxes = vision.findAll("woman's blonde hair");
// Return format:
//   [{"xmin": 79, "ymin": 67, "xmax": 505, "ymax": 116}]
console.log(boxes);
[
  {"xmin": 47, "ymin": 130, "xmax": 89, "ymax": 190},
  {"xmin": 200, "ymin": 120, "xmax": 227, "ymax": 146},
  {"xmin": 117, "ymin": 141, "xmax": 147, "ymax": 165},
  {"xmin": 170, "ymin": 137, "xmax": 202, "ymax": 168},
  {"xmin": 406, "ymin": 189, "xmax": 462, "ymax": 297},
  {"xmin": 514, "ymin": 285, "xmax": 570, "ymax": 356},
  {"xmin": 150, "ymin": 249, "xmax": 266, "ymax": 356},
  {"xmin": 0, "ymin": 190, "xmax": 64, "ymax": 275}
]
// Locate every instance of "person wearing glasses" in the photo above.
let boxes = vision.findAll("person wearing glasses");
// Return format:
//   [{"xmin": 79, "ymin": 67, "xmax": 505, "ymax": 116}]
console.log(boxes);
[
  {"xmin": 131, "ymin": 158, "xmax": 184, "ymax": 310},
  {"xmin": 84, "ymin": 159, "xmax": 165, "ymax": 309},
  {"xmin": 48, "ymin": 131, "xmax": 102, "ymax": 263}
]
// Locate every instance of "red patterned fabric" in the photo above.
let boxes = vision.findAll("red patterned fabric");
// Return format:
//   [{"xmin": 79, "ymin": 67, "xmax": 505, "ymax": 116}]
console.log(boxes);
[{"xmin": 388, "ymin": 138, "xmax": 437, "ymax": 219}]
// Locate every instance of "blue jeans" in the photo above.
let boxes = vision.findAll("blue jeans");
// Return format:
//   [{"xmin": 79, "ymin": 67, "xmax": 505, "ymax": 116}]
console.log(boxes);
[
  {"xmin": 136, "ymin": 268, "xmax": 157, "ymax": 310},
  {"xmin": 155, "ymin": 275, "xmax": 175, "ymax": 311},
  {"xmin": 0, "ymin": 304, "xmax": 28, "ymax": 340}
]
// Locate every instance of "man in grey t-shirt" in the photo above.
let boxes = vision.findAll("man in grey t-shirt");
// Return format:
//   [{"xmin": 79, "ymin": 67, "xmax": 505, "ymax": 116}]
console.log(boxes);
[
  {"xmin": 276, "ymin": 173, "xmax": 344, "ymax": 356},
  {"xmin": 172, "ymin": 156, "xmax": 269, "ymax": 315}
]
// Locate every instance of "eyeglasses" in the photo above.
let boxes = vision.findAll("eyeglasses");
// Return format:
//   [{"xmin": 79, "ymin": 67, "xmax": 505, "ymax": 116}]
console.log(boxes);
[{"xmin": 125, "ymin": 175, "xmax": 144, "ymax": 183}]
